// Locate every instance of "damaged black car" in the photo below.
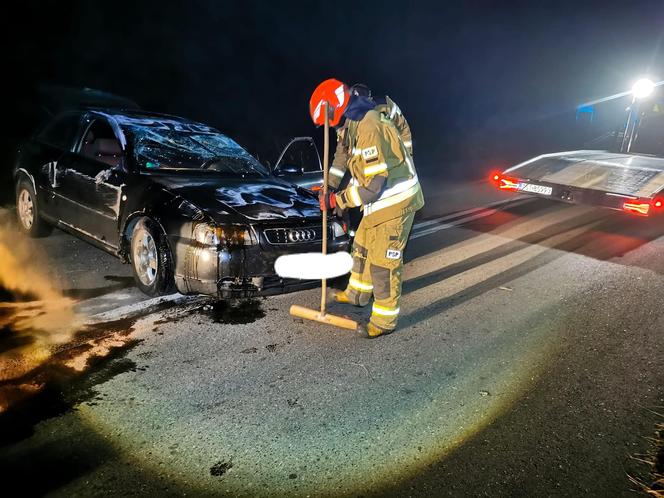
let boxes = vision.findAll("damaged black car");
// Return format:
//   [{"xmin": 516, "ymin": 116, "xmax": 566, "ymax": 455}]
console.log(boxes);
[{"xmin": 13, "ymin": 109, "xmax": 349, "ymax": 297}]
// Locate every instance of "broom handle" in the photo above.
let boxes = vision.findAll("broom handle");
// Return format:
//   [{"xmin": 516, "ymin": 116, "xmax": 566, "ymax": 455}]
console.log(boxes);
[{"xmin": 320, "ymin": 101, "xmax": 329, "ymax": 315}]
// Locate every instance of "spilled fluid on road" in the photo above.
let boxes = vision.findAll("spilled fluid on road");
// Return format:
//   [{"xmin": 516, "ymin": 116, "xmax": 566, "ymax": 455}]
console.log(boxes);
[{"xmin": 203, "ymin": 298, "xmax": 266, "ymax": 324}]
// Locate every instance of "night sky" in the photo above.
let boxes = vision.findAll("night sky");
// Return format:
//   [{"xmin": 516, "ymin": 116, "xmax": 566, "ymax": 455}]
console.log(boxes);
[{"xmin": 2, "ymin": 0, "xmax": 664, "ymax": 202}]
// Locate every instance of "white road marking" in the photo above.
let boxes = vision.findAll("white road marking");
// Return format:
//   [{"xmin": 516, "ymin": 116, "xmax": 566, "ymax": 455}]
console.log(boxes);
[
  {"xmin": 406, "ymin": 203, "xmax": 595, "ymax": 278},
  {"xmin": 412, "ymin": 198, "xmax": 522, "ymax": 231},
  {"xmin": 411, "ymin": 198, "xmax": 532, "ymax": 240},
  {"xmin": 411, "ymin": 210, "xmax": 499, "ymax": 239},
  {"xmin": 84, "ymin": 293, "xmax": 198, "ymax": 324},
  {"xmin": 409, "ymin": 220, "xmax": 604, "ymax": 297}
]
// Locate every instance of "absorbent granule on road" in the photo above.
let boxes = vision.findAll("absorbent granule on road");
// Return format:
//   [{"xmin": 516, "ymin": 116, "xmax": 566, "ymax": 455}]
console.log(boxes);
[{"xmin": 0, "ymin": 222, "xmax": 82, "ymax": 394}]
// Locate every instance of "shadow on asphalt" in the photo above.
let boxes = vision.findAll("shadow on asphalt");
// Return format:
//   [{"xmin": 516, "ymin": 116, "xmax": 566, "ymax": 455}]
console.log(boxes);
[
  {"xmin": 62, "ymin": 275, "xmax": 136, "ymax": 301},
  {"xmin": 407, "ymin": 198, "xmax": 664, "ymax": 279},
  {"xmin": 401, "ymin": 198, "xmax": 664, "ymax": 328},
  {"xmin": 0, "ymin": 422, "xmax": 190, "ymax": 496}
]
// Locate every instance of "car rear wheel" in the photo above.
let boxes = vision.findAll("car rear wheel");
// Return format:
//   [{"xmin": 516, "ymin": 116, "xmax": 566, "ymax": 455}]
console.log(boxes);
[
  {"xmin": 16, "ymin": 178, "xmax": 52, "ymax": 237},
  {"xmin": 130, "ymin": 217, "xmax": 175, "ymax": 296}
]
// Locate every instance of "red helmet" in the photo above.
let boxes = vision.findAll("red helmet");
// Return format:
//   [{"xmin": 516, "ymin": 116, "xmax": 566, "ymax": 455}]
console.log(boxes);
[{"xmin": 309, "ymin": 78, "xmax": 349, "ymax": 126}]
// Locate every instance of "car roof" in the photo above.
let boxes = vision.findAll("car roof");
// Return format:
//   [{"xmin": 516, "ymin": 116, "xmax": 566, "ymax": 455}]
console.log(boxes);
[
  {"xmin": 88, "ymin": 108, "xmax": 199, "ymax": 123},
  {"xmin": 89, "ymin": 108, "xmax": 220, "ymax": 133},
  {"xmin": 46, "ymin": 108, "xmax": 213, "ymax": 132}
]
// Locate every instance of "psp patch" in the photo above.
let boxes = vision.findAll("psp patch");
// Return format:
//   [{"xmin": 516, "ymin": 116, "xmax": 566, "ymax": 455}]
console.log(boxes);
[
  {"xmin": 386, "ymin": 249, "xmax": 401, "ymax": 260},
  {"xmin": 362, "ymin": 146, "xmax": 379, "ymax": 162}
]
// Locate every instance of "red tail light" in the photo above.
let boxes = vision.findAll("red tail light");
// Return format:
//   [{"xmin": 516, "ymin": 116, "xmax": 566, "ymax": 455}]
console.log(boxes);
[
  {"xmin": 652, "ymin": 198, "xmax": 664, "ymax": 209},
  {"xmin": 491, "ymin": 172, "xmax": 519, "ymax": 191},
  {"xmin": 623, "ymin": 202, "xmax": 650, "ymax": 216}
]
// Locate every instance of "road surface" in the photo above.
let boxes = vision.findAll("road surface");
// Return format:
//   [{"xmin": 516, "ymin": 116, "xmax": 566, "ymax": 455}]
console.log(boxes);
[{"xmin": 0, "ymin": 181, "xmax": 662, "ymax": 497}]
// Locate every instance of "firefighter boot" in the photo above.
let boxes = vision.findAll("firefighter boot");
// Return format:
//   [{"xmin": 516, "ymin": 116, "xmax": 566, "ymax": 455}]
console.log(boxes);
[
  {"xmin": 357, "ymin": 321, "xmax": 393, "ymax": 339},
  {"xmin": 333, "ymin": 290, "xmax": 353, "ymax": 304},
  {"xmin": 333, "ymin": 289, "xmax": 370, "ymax": 307}
]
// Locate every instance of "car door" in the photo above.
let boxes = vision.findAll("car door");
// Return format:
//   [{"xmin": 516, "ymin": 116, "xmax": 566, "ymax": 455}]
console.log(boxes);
[
  {"xmin": 273, "ymin": 137, "xmax": 323, "ymax": 191},
  {"xmin": 28, "ymin": 112, "xmax": 85, "ymax": 218},
  {"xmin": 54, "ymin": 115, "xmax": 126, "ymax": 249}
]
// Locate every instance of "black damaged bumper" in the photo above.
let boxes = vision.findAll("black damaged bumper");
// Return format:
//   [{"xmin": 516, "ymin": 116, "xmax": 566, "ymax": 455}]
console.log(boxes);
[{"xmin": 171, "ymin": 232, "xmax": 350, "ymax": 298}]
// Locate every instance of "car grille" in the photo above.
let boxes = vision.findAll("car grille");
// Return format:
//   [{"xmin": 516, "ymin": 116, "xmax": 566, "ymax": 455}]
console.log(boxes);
[{"xmin": 264, "ymin": 225, "xmax": 328, "ymax": 244}]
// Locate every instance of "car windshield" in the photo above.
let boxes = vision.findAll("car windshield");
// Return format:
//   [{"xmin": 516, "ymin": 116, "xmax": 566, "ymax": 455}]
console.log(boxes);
[{"xmin": 119, "ymin": 117, "xmax": 269, "ymax": 176}]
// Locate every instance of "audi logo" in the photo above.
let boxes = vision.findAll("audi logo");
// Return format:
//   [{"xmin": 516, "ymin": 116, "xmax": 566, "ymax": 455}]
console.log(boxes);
[{"xmin": 288, "ymin": 229, "xmax": 316, "ymax": 242}]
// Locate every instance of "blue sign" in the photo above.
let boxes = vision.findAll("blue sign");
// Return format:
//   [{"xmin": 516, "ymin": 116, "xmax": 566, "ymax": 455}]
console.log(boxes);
[{"xmin": 576, "ymin": 104, "xmax": 595, "ymax": 122}]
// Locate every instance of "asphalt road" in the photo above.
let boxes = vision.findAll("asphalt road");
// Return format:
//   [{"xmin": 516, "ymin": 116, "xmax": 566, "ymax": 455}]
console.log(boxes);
[{"xmin": 0, "ymin": 183, "xmax": 663, "ymax": 497}]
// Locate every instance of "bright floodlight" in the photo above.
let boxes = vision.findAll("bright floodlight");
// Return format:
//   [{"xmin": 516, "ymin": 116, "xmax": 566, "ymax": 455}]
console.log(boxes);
[{"xmin": 632, "ymin": 78, "xmax": 655, "ymax": 99}]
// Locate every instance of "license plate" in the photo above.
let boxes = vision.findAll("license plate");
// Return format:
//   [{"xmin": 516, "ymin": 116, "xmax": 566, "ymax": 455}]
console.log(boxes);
[{"xmin": 518, "ymin": 182, "xmax": 552, "ymax": 195}]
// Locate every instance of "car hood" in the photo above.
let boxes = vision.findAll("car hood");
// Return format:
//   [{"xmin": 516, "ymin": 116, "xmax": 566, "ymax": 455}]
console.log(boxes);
[{"xmin": 149, "ymin": 174, "xmax": 321, "ymax": 223}]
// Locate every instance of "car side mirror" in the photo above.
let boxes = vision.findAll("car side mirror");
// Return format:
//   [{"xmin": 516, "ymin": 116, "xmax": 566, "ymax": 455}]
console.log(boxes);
[{"xmin": 275, "ymin": 163, "xmax": 304, "ymax": 176}]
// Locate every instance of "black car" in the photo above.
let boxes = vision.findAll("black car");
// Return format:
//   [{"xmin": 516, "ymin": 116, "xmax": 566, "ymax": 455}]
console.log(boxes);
[{"xmin": 13, "ymin": 109, "xmax": 348, "ymax": 297}]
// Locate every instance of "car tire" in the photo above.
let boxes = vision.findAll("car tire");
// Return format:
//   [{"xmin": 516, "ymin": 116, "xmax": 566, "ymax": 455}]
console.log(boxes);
[
  {"xmin": 15, "ymin": 178, "xmax": 53, "ymax": 237},
  {"xmin": 130, "ymin": 217, "xmax": 175, "ymax": 297}
]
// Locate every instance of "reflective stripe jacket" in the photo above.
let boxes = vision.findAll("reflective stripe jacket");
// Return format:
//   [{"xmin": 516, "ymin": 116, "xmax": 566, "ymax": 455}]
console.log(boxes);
[
  {"xmin": 375, "ymin": 96, "xmax": 412, "ymax": 156},
  {"xmin": 328, "ymin": 96, "xmax": 412, "ymax": 189},
  {"xmin": 334, "ymin": 109, "xmax": 424, "ymax": 227}
]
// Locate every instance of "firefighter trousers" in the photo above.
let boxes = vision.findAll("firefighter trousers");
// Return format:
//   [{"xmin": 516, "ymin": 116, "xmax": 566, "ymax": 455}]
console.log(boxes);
[{"xmin": 344, "ymin": 212, "xmax": 415, "ymax": 331}]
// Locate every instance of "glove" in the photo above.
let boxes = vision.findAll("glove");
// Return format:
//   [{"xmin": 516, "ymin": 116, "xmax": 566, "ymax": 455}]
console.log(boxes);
[
  {"xmin": 333, "ymin": 205, "xmax": 346, "ymax": 219},
  {"xmin": 318, "ymin": 191, "xmax": 337, "ymax": 211}
]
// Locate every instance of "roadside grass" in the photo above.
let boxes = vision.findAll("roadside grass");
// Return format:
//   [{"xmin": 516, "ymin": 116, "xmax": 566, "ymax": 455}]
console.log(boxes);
[{"xmin": 631, "ymin": 421, "xmax": 663, "ymax": 497}]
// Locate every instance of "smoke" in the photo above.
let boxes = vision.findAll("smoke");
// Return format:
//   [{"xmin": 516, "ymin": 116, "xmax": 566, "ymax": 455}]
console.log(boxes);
[{"xmin": 0, "ymin": 216, "xmax": 82, "ymax": 387}]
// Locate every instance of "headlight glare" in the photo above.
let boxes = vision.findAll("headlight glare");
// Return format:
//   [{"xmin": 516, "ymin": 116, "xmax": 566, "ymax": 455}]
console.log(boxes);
[
  {"xmin": 193, "ymin": 223, "xmax": 218, "ymax": 245},
  {"xmin": 193, "ymin": 223, "xmax": 257, "ymax": 246}
]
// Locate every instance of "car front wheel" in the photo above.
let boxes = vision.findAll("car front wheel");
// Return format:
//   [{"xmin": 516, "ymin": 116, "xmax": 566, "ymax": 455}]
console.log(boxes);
[
  {"xmin": 16, "ymin": 178, "xmax": 52, "ymax": 237},
  {"xmin": 130, "ymin": 217, "xmax": 175, "ymax": 296}
]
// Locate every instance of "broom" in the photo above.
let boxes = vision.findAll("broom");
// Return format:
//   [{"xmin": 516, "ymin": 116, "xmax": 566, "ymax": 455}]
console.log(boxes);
[{"xmin": 289, "ymin": 101, "xmax": 358, "ymax": 330}]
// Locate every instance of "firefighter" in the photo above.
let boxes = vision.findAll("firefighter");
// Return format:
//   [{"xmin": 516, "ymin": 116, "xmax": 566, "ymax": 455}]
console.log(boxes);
[
  {"xmin": 319, "ymin": 83, "xmax": 424, "ymax": 338},
  {"xmin": 328, "ymin": 84, "xmax": 413, "ymax": 191}
]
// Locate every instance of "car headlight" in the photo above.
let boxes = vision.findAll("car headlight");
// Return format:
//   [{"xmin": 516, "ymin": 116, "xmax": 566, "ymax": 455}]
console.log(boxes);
[
  {"xmin": 331, "ymin": 220, "xmax": 347, "ymax": 238},
  {"xmin": 193, "ymin": 223, "xmax": 218, "ymax": 245},
  {"xmin": 193, "ymin": 223, "xmax": 257, "ymax": 246}
]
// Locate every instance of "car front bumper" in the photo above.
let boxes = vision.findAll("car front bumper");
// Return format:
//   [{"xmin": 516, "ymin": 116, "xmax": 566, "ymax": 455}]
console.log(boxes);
[{"xmin": 171, "ymin": 234, "xmax": 350, "ymax": 298}]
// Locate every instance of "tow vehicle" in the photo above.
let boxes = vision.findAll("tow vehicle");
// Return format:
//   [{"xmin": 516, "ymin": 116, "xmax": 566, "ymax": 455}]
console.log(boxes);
[{"xmin": 493, "ymin": 78, "xmax": 664, "ymax": 216}]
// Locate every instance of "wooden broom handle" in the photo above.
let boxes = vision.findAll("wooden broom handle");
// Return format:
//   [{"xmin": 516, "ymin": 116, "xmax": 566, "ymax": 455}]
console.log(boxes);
[{"xmin": 320, "ymin": 101, "xmax": 329, "ymax": 315}]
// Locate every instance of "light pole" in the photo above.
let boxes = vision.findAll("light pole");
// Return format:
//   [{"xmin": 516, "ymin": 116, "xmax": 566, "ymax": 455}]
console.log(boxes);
[{"xmin": 620, "ymin": 78, "xmax": 656, "ymax": 153}]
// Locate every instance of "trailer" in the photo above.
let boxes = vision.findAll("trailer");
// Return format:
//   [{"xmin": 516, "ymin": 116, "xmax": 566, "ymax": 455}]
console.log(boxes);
[
  {"xmin": 493, "ymin": 83, "xmax": 664, "ymax": 216},
  {"xmin": 492, "ymin": 150, "xmax": 664, "ymax": 216}
]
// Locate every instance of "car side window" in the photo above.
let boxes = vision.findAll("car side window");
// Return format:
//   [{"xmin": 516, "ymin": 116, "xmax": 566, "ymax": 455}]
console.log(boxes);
[
  {"xmin": 277, "ymin": 139, "xmax": 322, "ymax": 174},
  {"xmin": 78, "ymin": 119, "xmax": 124, "ymax": 168},
  {"xmin": 36, "ymin": 113, "xmax": 82, "ymax": 150}
]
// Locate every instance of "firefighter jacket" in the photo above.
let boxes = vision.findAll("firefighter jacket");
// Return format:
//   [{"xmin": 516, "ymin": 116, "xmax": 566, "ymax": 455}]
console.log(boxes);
[
  {"xmin": 334, "ymin": 109, "xmax": 424, "ymax": 227},
  {"xmin": 328, "ymin": 96, "xmax": 412, "ymax": 190}
]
